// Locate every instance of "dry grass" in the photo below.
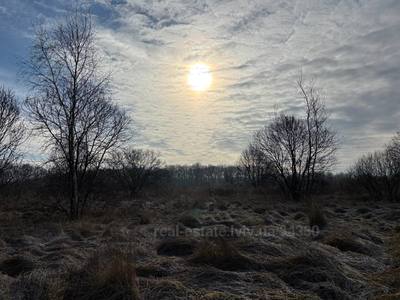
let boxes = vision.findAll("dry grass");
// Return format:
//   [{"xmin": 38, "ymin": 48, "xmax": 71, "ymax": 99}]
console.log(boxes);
[
  {"xmin": 390, "ymin": 230, "xmax": 400, "ymax": 265},
  {"xmin": 140, "ymin": 279, "xmax": 198, "ymax": 300},
  {"xmin": 306, "ymin": 200, "xmax": 327, "ymax": 229},
  {"xmin": 63, "ymin": 247, "xmax": 140, "ymax": 300},
  {"xmin": 241, "ymin": 215, "xmax": 264, "ymax": 226},
  {"xmin": 63, "ymin": 220, "xmax": 100, "ymax": 239},
  {"xmin": 138, "ymin": 210, "xmax": 152, "ymax": 225},
  {"xmin": 255, "ymin": 290, "xmax": 320, "ymax": 300},
  {"xmin": 265, "ymin": 246, "xmax": 363, "ymax": 299},
  {"xmin": 0, "ymin": 256, "xmax": 35, "ymax": 277},
  {"xmin": 190, "ymin": 238, "xmax": 258, "ymax": 271},
  {"xmin": 178, "ymin": 213, "xmax": 202, "ymax": 228},
  {"xmin": 156, "ymin": 238, "xmax": 197, "ymax": 257},
  {"xmin": 0, "ymin": 191, "xmax": 397, "ymax": 299},
  {"xmin": 10, "ymin": 270, "xmax": 64, "ymax": 300},
  {"xmin": 371, "ymin": 232, "xmax": 400, "ymax": 299},
  {"xmin": 323, "ymin": 231, "xmax": 371, "ymax": 255},
  {"xmin": 202, "ymin": 291, "xmax": 242, "ymax": 299}
]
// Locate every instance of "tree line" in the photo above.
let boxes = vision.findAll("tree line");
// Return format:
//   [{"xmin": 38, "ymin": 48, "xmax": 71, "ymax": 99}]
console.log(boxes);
[{"xmin": 0, "ymin": 11, "xmax": 399, "ymax": 220}]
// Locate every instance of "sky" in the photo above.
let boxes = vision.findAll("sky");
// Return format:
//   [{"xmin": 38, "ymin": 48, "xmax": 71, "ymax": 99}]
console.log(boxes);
[{"xmin": 0, "ymin": 0, "xmax": 399, "ymax": 171}]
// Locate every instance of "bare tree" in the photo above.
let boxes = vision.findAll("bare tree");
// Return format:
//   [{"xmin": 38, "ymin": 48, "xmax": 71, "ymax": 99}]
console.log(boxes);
[
  {"xmin": 250, "ymin": 78, "xmax": 337, "ymax": 200},
  {"xmin": 238, "ymin": 141, "xmax": 271, "ymax": 187},
  {"xmin": 351, "ymin": 133, "xmax": 400, "ymax": 201},
  {"xmin": 0, "ymin": 87, "xmax": 25, "ymax": 187},
  {"xmin": 351, "ymin": 150, "xmax": 400, "ymax": 201},
  {"xmin": 387, "ymin": 132, "xmax": 400, "ymax": 168},
  {"xmin": 298, "ymin": 77, "xmax": 337, "ymax": 194},
  {"xmin": 109, "ymin": 148, "xmax": 162, "ymax": 197},
  {"xmin": 24, "ymin": 12, "xmax": 130, "ymax": 218},
  {"xmin": 255, "ymin": 114, "xmax": 308, "ymax": 200}
]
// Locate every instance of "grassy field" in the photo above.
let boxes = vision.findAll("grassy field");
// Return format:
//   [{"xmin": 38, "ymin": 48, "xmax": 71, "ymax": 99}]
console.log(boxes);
[{"xmin": 0, "ymin": 189, "xmax": 399, "ymax": 299}]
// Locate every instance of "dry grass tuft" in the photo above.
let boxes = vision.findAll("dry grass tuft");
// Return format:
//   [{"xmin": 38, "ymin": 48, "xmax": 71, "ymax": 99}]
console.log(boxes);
[
  {"xmin": 190, "ymin": 238, "xmax": 257, "ymax": 271},
  {"xmin": 178, "ymin": 213, "xmax": 202, "ymax": 228},
  {"xmin": 202, "ymin": 291, "xmax": 242, "ymax": 299},
  {"xmin": 371, "ymin": 267, "xmax": 400, "ymax": 292},
  {"xmin": 63, "ymin": 247, "xmax": 140, "ymax": 300},
  {"xmin": 135, "ymin": 263, "xmax": 169, "ymax": 278},
  {"xmin": 390, "ymin": 231, "xmax": 400, "ymax": 265},
  {"xmin": 375, "ymin": 294, "xmax": 400, "ymax": 300},
  {"xmin": 372, "ymin": 232, "xmax": 400, "ymax": 299},
  {"xmin": 256, "ymin": 290, "xmax": 320, "ymax": 300},
  {"xmin": 265, "ymin": 247, "xmax": 359, "ymax": 299},
  {"xmin": 241, "ymin": 215, "xmax": 264, "ymax": 226},
  {"xmin": 64, "ymin": 220, "xmax": 100, "ymax": 239},
  {"xmin": 140, "ymin": 279, "xmax": 198, "ymax": 300},
  {"xmin": 323, "ymin": 231, "xmax": 371, "ymax": 255},
  {"xmin": 10, "ymin": 270, "xmax": 63, "ymax": 300},
  {"xmin": 306, "ymin": 201, "xmax": 327, "ymax": 229},
  {"xmin": 138, "ymin": 210, "xmax": 152, "ymax": 225}
]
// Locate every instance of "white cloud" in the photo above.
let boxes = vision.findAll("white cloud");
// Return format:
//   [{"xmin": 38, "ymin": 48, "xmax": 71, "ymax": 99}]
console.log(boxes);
[{"xmin": 1, "ymin": 0, "xmax": 400, "ymax": 170}]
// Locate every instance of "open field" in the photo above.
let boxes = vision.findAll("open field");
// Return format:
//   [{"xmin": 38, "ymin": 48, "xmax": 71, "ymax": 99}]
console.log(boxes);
[{"xmin": 1, "ymin": 190, "xmax": 399, "ymax": 299}]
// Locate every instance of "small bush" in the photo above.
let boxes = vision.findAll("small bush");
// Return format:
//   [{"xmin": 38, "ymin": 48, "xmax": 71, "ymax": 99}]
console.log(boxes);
[{"xmin": 64, "ymin": 247, "xmax": 140, "ymax": 300}]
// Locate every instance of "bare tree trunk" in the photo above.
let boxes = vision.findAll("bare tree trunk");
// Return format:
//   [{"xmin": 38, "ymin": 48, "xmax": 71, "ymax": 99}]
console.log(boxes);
[{"xmin": 24, "ymin": 12, "xmax": 130, "ymax": 219}]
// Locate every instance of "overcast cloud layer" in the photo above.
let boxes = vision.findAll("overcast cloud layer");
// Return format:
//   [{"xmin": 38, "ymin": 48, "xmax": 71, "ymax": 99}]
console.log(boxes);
[{"xmin": 0, "ymin": 0, "xmax": 399, "ymax": 170}]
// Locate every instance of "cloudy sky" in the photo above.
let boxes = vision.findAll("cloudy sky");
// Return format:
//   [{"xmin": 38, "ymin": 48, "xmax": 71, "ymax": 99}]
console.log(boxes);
[{"xmin": 0, "ymin": 0, "xmax": 399, "ymax": 171}]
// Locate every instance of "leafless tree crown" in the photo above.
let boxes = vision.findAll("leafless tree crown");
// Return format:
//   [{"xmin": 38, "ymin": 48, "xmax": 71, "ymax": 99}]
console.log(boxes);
[
  {"xmin": 24, "ymin": 12, "xmax": 130, "ymax": 218},
  {"xmin": 246, "ymin": 78, "xmax": 337, "ymax": 200},
  {"xmin": 109, "ymin": 148, "xmax": 162, "ymax": 197},
  {"xmin": 0, "ymin": 87, "xmax": 25, "ymax": 186}
]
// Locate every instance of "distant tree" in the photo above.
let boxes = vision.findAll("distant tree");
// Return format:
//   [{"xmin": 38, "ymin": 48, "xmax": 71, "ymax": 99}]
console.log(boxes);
[
  {"xmin": 24, "ymin": 12, "xmax": 130, "ymax": 218},
  {"xmin": 254, "ymin": 114, "xmax": 308, "ymax": 200},
  {"xmin": 238, "ymin": 141, "xmax": 270, "ymax": 187},
  {"xmin": 351, "ymin": 133, "xmax": 400, "ymax": 201},
  {"xmin": 298, "ymin": 76, "xmax": 337, "ymax": 194},
  {"xmin": 249, "ymin": 77, "xmax": 337, "ymax": 200},
  {"xmin": 388, "ymin": 132, "xmax": 400, "ymax": 169},
  {"xmin": 109, "ymin": 148, "xmax": 162, "ymax": 197},
  {"xmin": 0, "ymin": 86, "xmax": 25, "ymax": 187}
]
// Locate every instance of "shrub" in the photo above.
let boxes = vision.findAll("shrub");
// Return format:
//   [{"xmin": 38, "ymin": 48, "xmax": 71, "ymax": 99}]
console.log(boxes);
[{"xmin": 64, "ymin": 247, "xmax": 140, "ymax": 300}]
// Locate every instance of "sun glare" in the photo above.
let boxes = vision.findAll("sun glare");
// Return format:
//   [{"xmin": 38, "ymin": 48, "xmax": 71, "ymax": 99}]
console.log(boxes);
[{"xmin": 187, "ymin": 63, "xmax": 212, "ymax": 92}]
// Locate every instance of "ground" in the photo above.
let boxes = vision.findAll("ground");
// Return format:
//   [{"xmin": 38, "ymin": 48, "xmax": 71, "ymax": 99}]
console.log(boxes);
[{"xmin": 0, "ymin": 190, "xmax": 399, "ymax": 299}]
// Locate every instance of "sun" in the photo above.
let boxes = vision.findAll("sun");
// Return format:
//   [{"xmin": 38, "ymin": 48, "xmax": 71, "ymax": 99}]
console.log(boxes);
[{"xmin": 187, "ymin": 63, "xmax": 212, "ymax": 92}]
